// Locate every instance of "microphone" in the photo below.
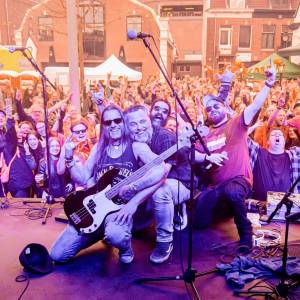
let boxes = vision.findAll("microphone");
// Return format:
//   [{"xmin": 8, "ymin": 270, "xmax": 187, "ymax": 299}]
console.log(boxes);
[
  {"xmin": 127, "ymin": 29, "xmax": 152, "ymax": 40},
  {"xmin": 8, "ymin": 47, "xmax": 27, "ymax": 53}
]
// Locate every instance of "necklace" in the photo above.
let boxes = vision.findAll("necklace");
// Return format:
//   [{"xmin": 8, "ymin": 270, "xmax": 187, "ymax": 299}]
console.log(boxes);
[{"xmin": 111, "ymin": 143, "xmax": 121, "ymax": 150}]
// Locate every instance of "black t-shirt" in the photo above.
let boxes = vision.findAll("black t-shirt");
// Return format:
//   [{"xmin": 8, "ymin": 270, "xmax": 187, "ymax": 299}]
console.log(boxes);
[
  {"xmin": 150, "ymin": 127, "xmax": 195, "ymax": 189},
  {"xmin": 252, "ymin": 149, "xmax": 291, "ymax": 201}
]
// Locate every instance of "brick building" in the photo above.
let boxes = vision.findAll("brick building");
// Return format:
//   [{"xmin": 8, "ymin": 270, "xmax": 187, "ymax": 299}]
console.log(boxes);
[
  {"xmin": 1, "ymin": 0, "xmax": 300, "ymax": 80},
  {"xmin": 12, "ymin": 0, "xmax": 175, "ymax": 80},
  {"xmin": 204, "ymin": 0, "xmax": 300, "ymax": 74}
]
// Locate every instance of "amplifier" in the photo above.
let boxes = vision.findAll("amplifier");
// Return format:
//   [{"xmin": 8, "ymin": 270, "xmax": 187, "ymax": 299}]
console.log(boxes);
[{"xmin": 266, "ymin": 191, "xmax": 300, "ymax": 221}]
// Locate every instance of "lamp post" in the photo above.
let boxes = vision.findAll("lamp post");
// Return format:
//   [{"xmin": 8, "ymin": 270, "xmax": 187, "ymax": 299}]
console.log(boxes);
[
  {"xmin": 239, "ymin": 67, "xmax": 243, "ymax": 81},
  {"xmin": 278, "ymin": 64, "xmax": 284, "ymax": 87}
]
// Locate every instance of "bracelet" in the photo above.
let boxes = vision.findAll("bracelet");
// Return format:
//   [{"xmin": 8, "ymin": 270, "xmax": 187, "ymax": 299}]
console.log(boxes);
[{"xmin": 265, "ymin": 81, "xmax": 273, "ymax": 88}]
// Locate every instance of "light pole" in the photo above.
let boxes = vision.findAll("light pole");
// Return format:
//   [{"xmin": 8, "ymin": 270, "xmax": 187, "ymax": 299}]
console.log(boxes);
[{"xmin": 239, "ymin": 67, "xmax": 243, "ymax": 81}]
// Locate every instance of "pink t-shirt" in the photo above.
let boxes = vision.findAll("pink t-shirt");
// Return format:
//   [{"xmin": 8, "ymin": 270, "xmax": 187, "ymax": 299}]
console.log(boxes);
[{"xmin": 200, "ymin": 114, "xmax": 253, "ymax": 186}]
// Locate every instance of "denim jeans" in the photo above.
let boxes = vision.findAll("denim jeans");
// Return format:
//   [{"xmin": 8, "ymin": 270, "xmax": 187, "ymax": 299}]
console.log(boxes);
[
  {"xmin": 50, "ymin": 211, "xmax": 133, "ymax": 262},
  {"xmin": 194, "ymin": 176, "xmax": 252, "ymax": 238},
  {"xmin": 152, "ymin": 178, "xmax": 190, "ymax": 243}
]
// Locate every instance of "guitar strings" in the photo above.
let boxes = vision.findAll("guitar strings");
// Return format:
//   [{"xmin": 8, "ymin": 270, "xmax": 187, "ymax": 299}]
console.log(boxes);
[{"xmin": 68, "ymin": 143, "xmax": 184, "ymax": 227}]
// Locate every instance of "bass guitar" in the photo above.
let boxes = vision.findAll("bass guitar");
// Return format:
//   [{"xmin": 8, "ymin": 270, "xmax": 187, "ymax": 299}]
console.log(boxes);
[{"xmin": 64, "ymin": 127, "xmax": 192, "ymax": 234}]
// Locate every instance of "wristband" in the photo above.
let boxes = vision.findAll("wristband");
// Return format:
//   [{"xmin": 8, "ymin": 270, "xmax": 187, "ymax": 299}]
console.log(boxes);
[{"xmin": 265, "ymin": 81, "xmax": 273, "ymax": 88}]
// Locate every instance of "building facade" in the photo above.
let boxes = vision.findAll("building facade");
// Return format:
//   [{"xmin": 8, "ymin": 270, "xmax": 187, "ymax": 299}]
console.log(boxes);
[
  {"xmin": 1, "ymin": 0, "xmax": 300, "ymax": 80},
  {"xmin": 13, "ymin": 0, "xmax": 175, "ymax": 80},
  {"xmin": 204, "ymin": 0, "xmax": 300, "ymax": 74}
]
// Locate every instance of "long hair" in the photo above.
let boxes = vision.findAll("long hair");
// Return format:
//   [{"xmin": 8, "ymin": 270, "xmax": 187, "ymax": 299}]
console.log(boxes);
[{"xmin": 95, "ymin": 104, "xmax": 130, "ymax": 168}]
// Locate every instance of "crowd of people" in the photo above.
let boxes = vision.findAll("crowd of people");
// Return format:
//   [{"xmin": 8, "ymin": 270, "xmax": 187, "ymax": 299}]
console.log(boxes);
[{"xmin": 0, "ymin": 64, "xmax": 299, "ymax": 265}]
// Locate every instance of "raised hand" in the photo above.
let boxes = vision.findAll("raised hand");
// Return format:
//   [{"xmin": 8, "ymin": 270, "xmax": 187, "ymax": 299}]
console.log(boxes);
[
  {"xmin": 64, "ymin": 134, "xmax": 78, "ymax": 158},
  {"xmin": 216, "ymin": 67, "xmax": 235, "ymax": 84},
  {"xmin": 265, "ymin": 59, "xmax": 276, "ymax": 84}
]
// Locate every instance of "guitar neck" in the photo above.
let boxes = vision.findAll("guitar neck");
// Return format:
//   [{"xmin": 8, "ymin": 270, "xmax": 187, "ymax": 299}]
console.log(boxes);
[{"xmin": 106, "ymin": 143, "xmax": 183, "ymax": 199}]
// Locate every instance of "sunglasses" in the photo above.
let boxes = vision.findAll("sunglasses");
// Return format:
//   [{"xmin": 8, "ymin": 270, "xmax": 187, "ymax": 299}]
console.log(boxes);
[
  {"xmin": 72, "ymin": 129, "xmax": 87, "ymax": 134},
  {"xmin": 102, "ymin": 118, "xmax": 123, "ymax": 126}
]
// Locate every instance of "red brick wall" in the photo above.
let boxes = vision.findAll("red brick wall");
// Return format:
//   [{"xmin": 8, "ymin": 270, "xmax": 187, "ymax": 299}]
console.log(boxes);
[
  {"xmin": 206, "ymin": 15, "xmax": 297, "ymax": 67},
  {"xmin": 168, "ymin": 18, "xmax": 202, "ymax": 61},
  {"xmin": 19, "ymin": 0, "xmax": 162, "ymax": 81}
]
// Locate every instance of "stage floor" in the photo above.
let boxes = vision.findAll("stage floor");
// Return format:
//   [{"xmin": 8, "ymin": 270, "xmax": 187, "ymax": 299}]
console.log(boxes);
[{"xmin": 1, "ymin": 199, "xmax": 300, "ymax": 300}]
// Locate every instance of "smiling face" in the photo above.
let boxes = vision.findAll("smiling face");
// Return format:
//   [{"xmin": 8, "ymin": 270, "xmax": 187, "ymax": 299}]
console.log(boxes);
[
  {"xmin": 102, "ymin": 109, "xmax": 125, "ymax": 142},
  {"xmin": 150, "ymin": 100, "xmax": 170, "ymax": 127},
  {"xmin": 205, "ymin": 99, "xmax": 226, "ymax": 125},
  {"xmin": 72, "ymin": 123, "xmax": 88, "ymax": 143},
  {"xmin": 49, "ymin": 139, "xmax": 61, "ymax": 156},
  {"xmin": 27, "ymin": 133, "xmax": 39, "ymax": 150},
  {"xmin": 126, "ymin": 109, "xmax": 153, "ymax": 143}
]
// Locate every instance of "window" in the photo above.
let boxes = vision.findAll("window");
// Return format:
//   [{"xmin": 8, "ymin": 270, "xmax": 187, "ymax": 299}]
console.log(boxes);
[
  {"xmin": 239, "ymin": 26, "xmax": 251, "ymax": 48},
  {"xmin": 127, "ymin": 16, "xmax": 142, "ymax": 37},
  {"xmin": 281, "ymin": 25, "xmax": 293, "ymax": 48},
  {"xmin": 219, "ymin": 27, "xmax": 232, "ymax": 48},
  {"xmin": 229, "ymin": 0, "xmax": 245, "ymax": 8},
  {"xmin": 261, "ymin": 25, "xmax": 275, "ymax": 49},
  {"xmin": 160, "ymin": 5, "xmax": 203, "ymax": 17},
  {"xmin": 38, "ymin": 17, "xmax": 53, "ymax": 41},
  {"xmin": 270, "ymin": 0, "xmax": 290, "ymax": 9},
  {"xmin": 79, "ymin": 0, "xmax": 104, "ymax": 59}
]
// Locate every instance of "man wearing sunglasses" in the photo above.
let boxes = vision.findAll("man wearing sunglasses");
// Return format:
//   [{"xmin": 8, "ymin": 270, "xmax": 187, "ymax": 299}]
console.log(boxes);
[
  {"xmin": 193, "ymin": 64, "xmax": 276, "ymax": 251},
  {"xmin": 51, "ymin": 105, "xmax": 166, "ymax": 265}
]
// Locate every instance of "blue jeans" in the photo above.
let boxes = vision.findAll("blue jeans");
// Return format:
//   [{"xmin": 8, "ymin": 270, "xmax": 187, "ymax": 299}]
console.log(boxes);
[
  {"xmin": 50, "ymin": 211, "xmax": 133, "ymax": 262},
  {"xmin": 194, "ymin": 176, "xmax": 252, "ymax": 238},
  {"xmin": 152, "ymin": 179, "xmax": 190, "ymax": 243}
]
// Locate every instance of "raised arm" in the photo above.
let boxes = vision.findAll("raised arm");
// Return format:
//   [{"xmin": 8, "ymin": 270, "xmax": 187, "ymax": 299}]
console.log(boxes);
[
  {"xmin": 64, "ymin": 139, "xmax": 98, "ymax": 186},
  {"xmin": 244, "ymin": 62, "xmax": 276, "ymax": 126}
]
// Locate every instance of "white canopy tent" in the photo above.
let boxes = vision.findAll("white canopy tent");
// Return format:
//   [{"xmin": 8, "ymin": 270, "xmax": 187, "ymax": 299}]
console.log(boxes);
[
  {"xmin": 85, "ymin": 54, "xmax": 142, "ymax": 81},
  {"xmin": 44, "ymin": 55, "xmax": 142, "ymax": 88}
]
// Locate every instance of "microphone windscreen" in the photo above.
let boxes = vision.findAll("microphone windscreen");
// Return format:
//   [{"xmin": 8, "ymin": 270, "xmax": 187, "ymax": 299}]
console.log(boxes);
[{"xmin": 127, "ymin": 29, "xmax": 137, "ymax": 40}]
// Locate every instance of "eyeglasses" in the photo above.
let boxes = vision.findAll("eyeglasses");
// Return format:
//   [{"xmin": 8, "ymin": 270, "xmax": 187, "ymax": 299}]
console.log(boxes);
[
  {"xmin": 72, "ymin": 129, "xmax": 87, "ymax": 134},
  {"xmin": 205, "ymin": 104, "xmax": 223, "ymax": 113},
  {"xmin": 102, "ymin": 118, "xmax": 123, "ymax": 126}
]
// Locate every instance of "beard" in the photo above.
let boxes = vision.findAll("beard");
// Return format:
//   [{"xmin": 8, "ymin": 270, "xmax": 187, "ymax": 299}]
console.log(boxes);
[
  {"xmin": 208, "ymin": 111, "xmax": 226, "ymax": 125},
  {"xmin": 150, "ymin": 113, "xmax": 167, "ymax": 127}
]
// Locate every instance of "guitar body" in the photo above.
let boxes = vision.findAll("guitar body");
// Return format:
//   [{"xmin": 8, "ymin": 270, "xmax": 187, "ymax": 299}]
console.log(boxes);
[{"xmin": 64, "ymin": 168, "xmax": 122, "ymax": 234}]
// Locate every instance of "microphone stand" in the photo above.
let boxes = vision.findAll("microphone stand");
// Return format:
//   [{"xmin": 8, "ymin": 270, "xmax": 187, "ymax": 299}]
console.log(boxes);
[
  {"xmin": 234, "ymin": 175, "xmax": 300, "ymax": 298},
  {"xmin": 134, "ymin": 36, "xmax": 215, "ymax": 299},
  {"xmin": 18, "ymin": 49, "xmax": 64, "ymax": 224}
]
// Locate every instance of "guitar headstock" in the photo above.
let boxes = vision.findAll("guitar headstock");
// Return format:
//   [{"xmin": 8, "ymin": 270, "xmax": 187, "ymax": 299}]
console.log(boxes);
[{"xmin": 177, "ymin": 125, "xmax": 194, "ymax": 148}]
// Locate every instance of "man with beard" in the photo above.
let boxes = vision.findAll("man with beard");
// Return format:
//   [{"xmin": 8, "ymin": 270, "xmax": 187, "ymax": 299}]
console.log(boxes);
[
  {"xmin": 51, "ymin": 105, "xmax": 165, "ymax": 264},
  {"xmin": 193, "ymin": 64, "xmax": 276, "ymax": 251},
  {"xmin": 149, "ymin": 99, "xmax": 171, "ymax": 128}
]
